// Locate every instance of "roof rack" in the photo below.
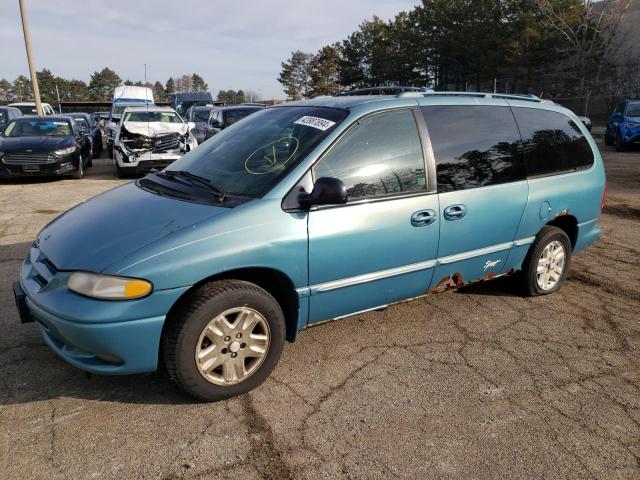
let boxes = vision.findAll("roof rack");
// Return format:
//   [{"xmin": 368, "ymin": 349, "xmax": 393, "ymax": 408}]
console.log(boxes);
[{"xmin": 416, "ymin": 91, "xmax": 542, "ymax": 103}]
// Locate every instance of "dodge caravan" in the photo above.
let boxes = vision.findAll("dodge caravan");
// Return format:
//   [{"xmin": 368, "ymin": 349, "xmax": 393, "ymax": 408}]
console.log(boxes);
[{"xmin": 14, "ymin": 93, "xmax": 605, "ymax": 401}]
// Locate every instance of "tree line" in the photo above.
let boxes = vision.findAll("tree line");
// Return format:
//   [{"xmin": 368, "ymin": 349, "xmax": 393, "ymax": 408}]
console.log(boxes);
[
  {"xmin": 278, "ymin": 0, "xmax": 638, "ymax": 111},
  {"xmin": 0, "ymin": 68, "xmax": 209, "ymax": 103}
]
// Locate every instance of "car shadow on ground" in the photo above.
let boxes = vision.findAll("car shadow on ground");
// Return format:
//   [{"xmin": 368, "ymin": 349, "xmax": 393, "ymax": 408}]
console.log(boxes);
[{"xmin": 0, "ymin": 239, "xmax": 524, "ymax": 407}]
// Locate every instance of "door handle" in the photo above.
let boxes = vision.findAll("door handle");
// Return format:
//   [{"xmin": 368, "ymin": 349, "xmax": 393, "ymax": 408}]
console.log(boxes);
[
  {"xmin": 411, "ymin": 209, "xmax": 436, "ymax": 227},
  {"xmin": 444, "ymin": 204, "xmax": 466, "ymax": 220}
]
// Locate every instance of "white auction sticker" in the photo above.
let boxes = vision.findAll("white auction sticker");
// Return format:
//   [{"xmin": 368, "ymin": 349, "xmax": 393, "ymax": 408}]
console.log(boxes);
[{"xmin": 294, "ymin": 116, "xmax": 336, "ymax": 131}]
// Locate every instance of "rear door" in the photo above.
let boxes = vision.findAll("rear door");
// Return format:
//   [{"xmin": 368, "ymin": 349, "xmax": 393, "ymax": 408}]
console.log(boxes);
[
  {"xmin": 307, "ymin": 108, "xmax": 440, "ymax": 323},
  {"xmin": 420, "ymin": 103, "xmax": 529, "ymax": 288}
]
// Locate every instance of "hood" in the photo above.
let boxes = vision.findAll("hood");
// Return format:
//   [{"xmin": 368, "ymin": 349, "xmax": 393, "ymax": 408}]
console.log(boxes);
[
  {"xmin": 123, "ymin": 121, "xmax": 189, "ymax": 138},
  {"xmin": 0, "ymin": 136, "xmax": 73, "ymax": 153},
  {"xmin": 37, "ymin": 182, "xmax": 227, "ymax": 272}
]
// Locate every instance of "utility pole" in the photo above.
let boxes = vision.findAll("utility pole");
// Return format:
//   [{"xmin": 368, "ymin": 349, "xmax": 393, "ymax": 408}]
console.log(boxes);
[{"xmin": 18, "ymin": 0, "xmax": 43, "ymax": 116}]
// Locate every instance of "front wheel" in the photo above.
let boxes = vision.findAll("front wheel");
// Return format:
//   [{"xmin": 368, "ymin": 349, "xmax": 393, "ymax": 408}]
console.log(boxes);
[
  {"xmin": 616, "ymin": 132, "xmax": 626, "ymax": 152},
  {"xmin": 517, "ymin": 226, "xmax": 571, "ymax": 296},
  {"xmin": 74, "ymin": 153, "xmax": 85, "ymax": 179},
  {"xmin": 163, "ymin": 280, "xmax": 286, "ymax": 401}
]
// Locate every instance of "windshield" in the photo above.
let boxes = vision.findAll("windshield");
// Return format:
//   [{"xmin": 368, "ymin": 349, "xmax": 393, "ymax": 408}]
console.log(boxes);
[
  {"xmin": 165, "ymin": 106, "xmax": 348, "ymax": 197},
  {"xmin": 74, "ymin": 118, "xmax": 89, "ymax": 130},
  {"xmin": 0, "ymin": 112, "xmax": 5, "ymax": 126},
  {"xmin": 3, "ymin": 118, "xmax": 72, "ymax": 137},
  {"xmin": 112, "ymin": 103, "xmax": 146, "ymax": 116},
  {"xmin": 193, "ymin": 109, "xmax": 212, "ymax": 122},
  {"xmin": 123, "ymin": 110, "xmax": 182, "ymax": 123},
  {"xmin": 225, "ymin": 108, "xmax": 261, "ymax": 126},
  {"xmin": 627, "ymin": 103, "xmax": 640, "ymax": 117},
  {"xmin": 13, "ymin": 105, "xmax": 39, "ymax": 115}
]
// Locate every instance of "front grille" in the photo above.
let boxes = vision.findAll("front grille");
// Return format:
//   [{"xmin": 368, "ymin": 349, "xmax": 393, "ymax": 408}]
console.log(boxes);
[
  {"xmin": 26, "ymin": 243, "xmax": 58, "ymax": 289},
  {"xmin": 153, "ymin": 134, "xmax": 180, "ymax": 152},
  {"xmin": 3, "ymin": 152, "xmax": 57, "ymax": 165}
]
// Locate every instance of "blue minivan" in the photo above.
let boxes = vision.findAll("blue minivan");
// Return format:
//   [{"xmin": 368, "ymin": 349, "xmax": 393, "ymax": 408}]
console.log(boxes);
[{"xmin": 14, "ymin": 92, "xmax": 606, "ymax": 400}]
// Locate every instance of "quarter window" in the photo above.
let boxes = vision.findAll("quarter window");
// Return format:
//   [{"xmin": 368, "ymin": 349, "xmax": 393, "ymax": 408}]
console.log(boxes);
[
  {"xmin": 314, "ymin": 109, "xmax": 426, "ymax": 201},
  {"xmin": 512, "ymin": 107, "xmax": 594, "ymax": 175},
  {"xmin": 421, "ymin": 106, "xmax": 525, "ymax": 192}
]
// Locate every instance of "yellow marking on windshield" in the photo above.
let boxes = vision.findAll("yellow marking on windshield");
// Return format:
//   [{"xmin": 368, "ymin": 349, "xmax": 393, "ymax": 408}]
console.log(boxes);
[{"xmin": 245, "ymin": 136, "xmax": 299, "ymax": 175}]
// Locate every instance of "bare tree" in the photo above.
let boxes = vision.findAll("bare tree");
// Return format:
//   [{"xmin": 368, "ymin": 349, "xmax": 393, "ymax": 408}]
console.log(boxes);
[{"xmin": 537, "ymin": 0, "xmax": 634, "ymax": 114}]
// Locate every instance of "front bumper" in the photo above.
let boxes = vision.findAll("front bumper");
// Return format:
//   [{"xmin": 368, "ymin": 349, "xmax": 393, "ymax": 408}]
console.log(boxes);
[
  {"xmin": 18, "ymin": 243, "xmax": 190, "ymax": 375},
  {"xmin": 620, "ymin": 124, "xmax": 640, "ymax": 145},
  {"xmin": 0, "ymin": 154, "xmax": 79, "ymax": 178}
]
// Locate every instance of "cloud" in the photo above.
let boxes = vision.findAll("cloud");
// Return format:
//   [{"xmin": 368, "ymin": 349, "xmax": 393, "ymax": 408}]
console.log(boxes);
[{"xmin": 0, "ymin": 0, "xmax": 418, "ymax": 98}]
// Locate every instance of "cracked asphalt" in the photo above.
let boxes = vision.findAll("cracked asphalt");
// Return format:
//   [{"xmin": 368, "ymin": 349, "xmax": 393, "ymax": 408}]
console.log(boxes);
[{"xmin": 1, "ymin": 140, "xmax": 639, "ymax": 479}]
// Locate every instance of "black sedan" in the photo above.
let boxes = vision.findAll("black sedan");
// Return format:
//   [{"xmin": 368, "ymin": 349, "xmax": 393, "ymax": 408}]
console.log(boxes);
[
  {"xmin": 67, "ymin": 112, "xmax": 102, "ymax": 158},
  {"xmin": 203, "ymin": 105, "xmax": 264, "ymax": 142},
  {"xmin": 0, "ymin": 116, "xmax": 91, "ymax": 179},
  {"xmin": 0, "ymin": 106, "xmax": 22, "ymax": 133}
]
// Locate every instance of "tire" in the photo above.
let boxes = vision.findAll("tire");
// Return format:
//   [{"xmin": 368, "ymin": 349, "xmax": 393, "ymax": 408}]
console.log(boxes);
[
  {"xmin": 517, "ymin": 225, "xmax": 572, "ymax": 297},
  {"xmin": 115, "ymin": 164, "xmax": 127, "ymax": 178},
  {"xmin": 162, "ymin": 280, "xmax": 286, "ymax": 401},
  {"xmin": 604, "ymin": 132, "xmax": 613, "ymax": 146},
  {"xmin": 74, "ymin": 154, "xmax": 85, "ymax": 179},
  {"xmin": 616, "ymin": 132, "xmax": 626, "ymax": 152}
]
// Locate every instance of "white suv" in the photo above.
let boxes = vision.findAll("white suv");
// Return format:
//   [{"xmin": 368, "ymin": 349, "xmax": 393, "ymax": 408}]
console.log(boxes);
[
  {"xmin": 8, "ymin": 102, "xmax": 56, "ymax": 115},
  {"xmin": 112, "ymin": 106, "xmax": 197, "ymax": 177}
]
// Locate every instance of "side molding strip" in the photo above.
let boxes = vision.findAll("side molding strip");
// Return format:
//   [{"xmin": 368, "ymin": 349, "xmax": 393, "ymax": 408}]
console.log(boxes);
[
  {"xmin": 302, "ymin": 237, "xmax": 535, "ymax": 295},
  {"xmin": 310, "ymin": 259, "xmax": 438, "ymax": 294}
]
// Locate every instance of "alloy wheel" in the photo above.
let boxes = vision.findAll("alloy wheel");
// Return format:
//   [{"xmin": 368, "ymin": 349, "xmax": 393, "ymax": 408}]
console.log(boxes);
[
  {"xmin": 194, "ymin": 307, "xmax": 270, "ymax": 385},
  {"xmin": 536, "ymin": 240, "xmax": 566, "ymax": 291}
]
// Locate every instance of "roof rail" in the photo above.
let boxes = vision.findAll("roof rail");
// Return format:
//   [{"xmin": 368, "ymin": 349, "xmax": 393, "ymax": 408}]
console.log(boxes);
[{"xmin": 421, "ymin": 91, "xmax": 543, "ymax": 103}]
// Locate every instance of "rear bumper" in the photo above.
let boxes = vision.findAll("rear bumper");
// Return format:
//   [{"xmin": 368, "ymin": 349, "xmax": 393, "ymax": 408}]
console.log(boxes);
[{"xmin": 574, "ymin": 218, "xmax": 602, "ymax": 254}]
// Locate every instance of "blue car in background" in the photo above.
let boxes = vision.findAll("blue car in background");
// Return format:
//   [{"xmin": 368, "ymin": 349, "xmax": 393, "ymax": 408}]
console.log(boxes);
[
  {"xmin": 13, "ymin": 93, "xmax": 606, "ymax": 401},
  {"xmin": 605, "ymin": 99, "xmax": 640, "ymax": 151}
]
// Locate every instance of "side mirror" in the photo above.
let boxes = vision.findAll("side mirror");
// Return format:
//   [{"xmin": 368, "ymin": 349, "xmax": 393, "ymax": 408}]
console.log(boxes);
[
  {"xmin": 298, "ymin": 177, "xmax": 348, "ymax": 209},
  {"xmin": 209, "ymin": 119, "xmax": 222, "ymax": 129},
  {"xmin": 187, "ymin": 121, "xmax": 196, "ymax": 130}
]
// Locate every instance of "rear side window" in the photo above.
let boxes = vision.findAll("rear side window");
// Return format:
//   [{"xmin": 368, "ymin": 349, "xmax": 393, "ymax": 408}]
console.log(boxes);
[
  {"xmin": 313, "ymin": 109, "xmax": 426, "ymax": 201},
  {"xmin": 421, "ymin": 105, "xmax": 525, "ymax": 192},
  {"xmin": 512, "ymin": 108, "xmax": 594, "ymax": 176}
]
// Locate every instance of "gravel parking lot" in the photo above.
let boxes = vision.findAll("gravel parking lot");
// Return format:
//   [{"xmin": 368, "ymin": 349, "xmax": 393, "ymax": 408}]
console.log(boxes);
[{"xmin": 1, "ymin": 141, "xmax": 639, "ymax": 480}]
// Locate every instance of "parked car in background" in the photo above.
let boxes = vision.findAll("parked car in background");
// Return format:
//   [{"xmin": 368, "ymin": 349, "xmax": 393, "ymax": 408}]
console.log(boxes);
[
  {"xmin": 0, "ymin": 106, "xmax": 22, "ymax": 133},
  {"xmin": 112, "ymin": 106, "xmax": 197, "ymax": 177},
  {"xmin": 0, "ymin": 116, "xmax": 91, "ymax": 179},
  {"xmin": 605, "ymin": 99, "xmax": 640, "ymax": 151},
  {"xmin": 8, "ymin": 102, "xmax": 57, "ymax": 115},
  {"xmin": 67, "ymin": 112, "xmax": 102, "ymax": 158},
  {"xmin": 185, "ymin": 105, "xmax": 215, "ymax": 144},
  {"xmin": 106, "ymin": 86, "xmax": 155, "ymax": 158},
  {"xmin": 91, "ymin": 111, "xmax": 110, "ymax": 128},
  {"xmin": 12, "ymin": 93, "xmax": 605, "ymax": 401},
  {"xmin": 171, "ymin": 91, "xmax": 214, "ymax": 117},
  {"xmin": 203, "ymin": 105, "xmax": 264, "ymax": 141},
  {"xmin": 577, "ymin": 115, "xmax": 592, "ymax": 132}
]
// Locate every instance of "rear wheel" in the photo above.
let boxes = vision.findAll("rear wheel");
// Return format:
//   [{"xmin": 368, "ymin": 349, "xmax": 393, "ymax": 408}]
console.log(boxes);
[
  {"xmin": 518, "ymin": 226, "xmax": 571, "ymax": 296},
  {"xmin": 163, "ymin": 280, "xmax": 286, "ymax": 401}
]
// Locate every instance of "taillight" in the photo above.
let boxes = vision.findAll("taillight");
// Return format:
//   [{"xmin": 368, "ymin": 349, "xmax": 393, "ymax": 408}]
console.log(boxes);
[{"xmin": 601, "ymin": 184, "xmax": 607, "ymax": 211}]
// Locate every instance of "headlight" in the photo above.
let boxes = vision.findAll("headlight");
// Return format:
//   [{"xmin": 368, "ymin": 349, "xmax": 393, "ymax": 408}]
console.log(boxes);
[
  {"xmin": 67, "ymin": 272, "xmax": 152, "ymax": 300},
  {"xmin": 54, "ymin": 146, "xmax": 77, "ymax": 156}
]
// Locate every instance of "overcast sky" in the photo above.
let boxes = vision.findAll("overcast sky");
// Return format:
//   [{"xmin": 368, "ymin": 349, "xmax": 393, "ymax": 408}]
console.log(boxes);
[{"xmin": 1, "ymin": 0, "xmax": 419, "ymax": 99}]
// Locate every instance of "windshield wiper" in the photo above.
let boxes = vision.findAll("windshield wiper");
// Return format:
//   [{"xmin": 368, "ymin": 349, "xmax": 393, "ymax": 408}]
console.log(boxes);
[{"xmin": 158, "ymin": 170, "xmax": 226, "ymax": 203}]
